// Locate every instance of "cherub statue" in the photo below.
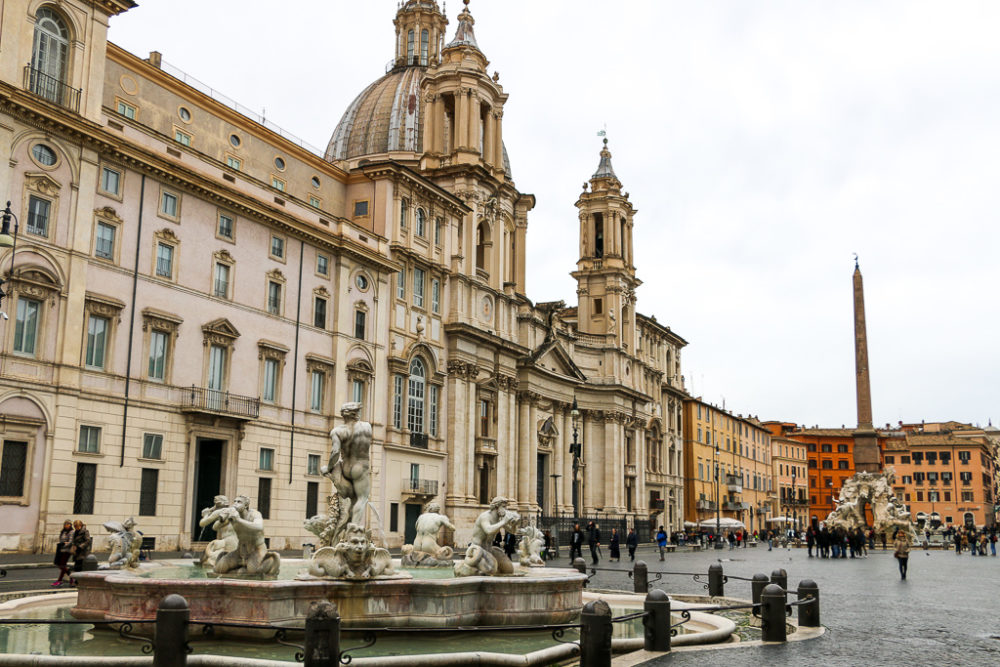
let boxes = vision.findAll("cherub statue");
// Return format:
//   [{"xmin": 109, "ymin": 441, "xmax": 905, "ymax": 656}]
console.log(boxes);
[
  {"xmin": 518, "ymin": 525, "xmax": 545, "ymax": 567},
  {"xmin": 401, "ymin": 502, "xmax": 456, "ymax": 567},
  {"xmin": 199, "ymin": 495, "xmax": 239, "ymax": 568},
  {"xmin": 101, "ymin": 517, "xmax": 141, "ymax": 569},
  {"xmin": 308, "ymin": 523, "xmax": 394, "ymax": 579}
]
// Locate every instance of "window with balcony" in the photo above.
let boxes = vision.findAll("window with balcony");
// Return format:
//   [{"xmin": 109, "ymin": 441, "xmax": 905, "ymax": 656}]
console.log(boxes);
[
  {"xmin": 94, "ymin": 222, "xmax": 116, "ymax": 260},
  {"xmin": 26, "ymin": 195, "xmax": 51, "ymax": 237},
  {"xmin": 217, "ymin": 212, "xmax": 234, "ymax": 241},
  {"xmin": 407, "ymin": 358, "xmax": 426, "ymax": 434},
  {"xmin": 313, "ymin": 296, "xmax": 327, "ymax": 329},
  {"xmin": 155, "ymin": 242, "xmax": 174, "ymax": 279},
  {"xmin": 267, "ymin": 281, "xmax": 282, "ymax": 315},
  {"xmin": 30, "ymin": 8, "xmax": 71, "ymax": 107},
  {"xmin": 213, "ymin": 262, "xmax": 231, "ymax": 298},
  {"xmin": 147, "ymin": 330, "xmax": 168, "ymax": 381}
]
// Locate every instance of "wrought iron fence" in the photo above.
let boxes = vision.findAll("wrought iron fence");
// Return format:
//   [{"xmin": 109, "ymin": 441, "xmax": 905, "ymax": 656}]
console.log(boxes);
[
  {"xmin": 180, "ymin": 386, "xmax": 260, "ymax": 419},
  {"xmin": 23, "ymin": 66, "xmax": 81, "ymax": 112}
]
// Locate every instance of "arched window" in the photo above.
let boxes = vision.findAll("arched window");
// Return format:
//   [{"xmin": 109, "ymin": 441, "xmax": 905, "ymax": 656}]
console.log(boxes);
[
  {"xmin": 416, "ymin": 208, "xmax": 426, "ymax": 237},
  {"xmin": 31, "ymin": 8, "xmax": 70, "ymax": 103},
  {"xmin": 475, "ymin": 222, "xmax": 489, "ymax": 272},
  {"xmin": 593, "ymin": 213, "xmax": 604, "ymax": 258},
  {"xmin": 407, "ymin": 30, "xmax": 415, "ymax": 64},
  {"xmin": 420, "ymin": 29, "xmax": 429, "ymax": 66},
  {"xmin": 407, "ymin": 357, "xmax": 426, "ymax": 433}
]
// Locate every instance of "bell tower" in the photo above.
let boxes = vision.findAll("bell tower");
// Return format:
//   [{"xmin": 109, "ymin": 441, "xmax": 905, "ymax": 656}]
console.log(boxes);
[
  {"xmin": 572, "ymin": 138, "xmax": 640, "ymax": 345},
  {"xmin": 392, "ymin": 1, "xmax": 448, "ymax": 68}
]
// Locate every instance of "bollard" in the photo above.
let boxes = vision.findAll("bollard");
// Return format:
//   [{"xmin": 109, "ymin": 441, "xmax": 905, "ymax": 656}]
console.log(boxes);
[
  {"xmin": 81, "ymin": 554, "xmax": 99, "ymax": 571},
  {"xmin": 760, "ymin": 583, "xmax": 787, "ymax": 642},
  {"xmin": 643, "ymin": 589, "xmax": 671, "ymax": 652},
  {"xmin": 797, "ymin": 579, "xmax": 820, "ymax": 628},
  {"xmin": 770, "ymin": 568, "xmax": 787, "ymax": 591},
  {"xmin": 751, "ymin": 573, "xmax": 770, "ymax": 616},
  {"xmin": 579, "ymin": 599, "xmax": 612, "ymax": 667},
  {"xmin": 633, "ymin": 561, "xmax": 648, "ymax": 593},
  {"xmin": 707, "ymin": 563, "xmax": 725, "ymax": 597},
  {"xmin": 304, "ymin": 600, "xmax": 340, "ymax": 667},
  {"xmin": 153, "ymin": 594, "xmax": 189, "ymax": 667}
]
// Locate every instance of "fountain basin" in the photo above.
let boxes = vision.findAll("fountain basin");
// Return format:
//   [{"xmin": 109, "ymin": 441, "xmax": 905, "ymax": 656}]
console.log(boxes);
[{"xmin": 71, "ymin": 560, "xmax": 587, "ymax": 630}]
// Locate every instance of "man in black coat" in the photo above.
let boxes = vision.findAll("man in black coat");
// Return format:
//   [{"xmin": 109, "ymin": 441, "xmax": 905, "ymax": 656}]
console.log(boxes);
[
  {"xmin": 587, "ymin": 521, "xmax": 601, "ymax": 565},
  {"xmin": 626, "ymin": 528, "xmax": 639, "ymax": 562},
  {"xmin": 570, "ymin": 523, "xmax": 584, "ymax": 562}
]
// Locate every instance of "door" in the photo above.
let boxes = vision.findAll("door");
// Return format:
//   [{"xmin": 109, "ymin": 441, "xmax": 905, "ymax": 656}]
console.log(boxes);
[
  {"xmin": 404, "ymin": 503, "xmax": 422, "ymax": 545},
  {"xmin": 536, "ymin": 453, "xmax": 547, "ymax": 512},
  {"xmin": 192, "ymin": 439, "xmax": 224, "ymax": 541}
]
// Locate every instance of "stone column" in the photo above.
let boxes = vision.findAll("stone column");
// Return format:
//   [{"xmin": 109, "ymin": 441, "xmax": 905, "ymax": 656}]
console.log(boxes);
[
  {"xmin": 527, "ymin": 400, "xmax": 539, "ymax": 513},
  {"xmin": 456, "ymin": 90, "xmax": 468, "ymax": 149},
  {"xmin": 466, "ymin": 366, "xmax": 478, "ymax": 502},
  {"xmin": 426, "ymin": 95, "xmax": 438, "ymax": 153},
  {"xmin": 605, "ymin": 417, "xmax": 619, "ymax": 511},
  {"xmin": 483, "ymin": 111, "xmax": 495, "ymax": 165},
  {"xmin": 517, "ymin": 397, "xmax": 531, "ymax": 507},
  {"xmin": 552, "ymin": 406, "xmax": 565, "ymax": 514},
  {"xmin": 495, "ymin": 110, "xmax": 504, "ymax": 169},
  {"xmin": 583, "ymin": 412, "xmax": 597, "ymax": 511},
  {"xmin": 562, "ymin": 410, "xmax": 574, "ymax": 511},
  {"xmin": 506, "ymin": 388, "xmax": 517, "ymax": 499},
  {"xmin": 446, "ymin": 365, "xmax": 467, "ymax": 507}
]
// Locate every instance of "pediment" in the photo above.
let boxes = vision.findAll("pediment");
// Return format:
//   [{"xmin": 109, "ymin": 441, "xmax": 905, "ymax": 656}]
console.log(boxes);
[
  {"xmin": 524, "ymin": 339, "xmax": 587, "ymax": 382},
  {"xmin": 202, "ymin": 318, "xmax": 240, "ymax": 340}
]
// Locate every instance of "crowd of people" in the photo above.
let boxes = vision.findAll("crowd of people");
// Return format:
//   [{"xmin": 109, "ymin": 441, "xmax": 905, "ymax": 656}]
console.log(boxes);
[{"xmin": 51, "ymin": 519, "xmax": 92, "ymax": 587}]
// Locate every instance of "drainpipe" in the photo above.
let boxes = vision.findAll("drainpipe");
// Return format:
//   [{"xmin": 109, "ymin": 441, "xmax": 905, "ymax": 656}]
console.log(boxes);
[
  {"xmin": 120, "ymin": 174, "xmax": 146, "ymax": 467},
  {"xmin": 289, "ymin": 238, "xmax": 304, "ymax": 483}
]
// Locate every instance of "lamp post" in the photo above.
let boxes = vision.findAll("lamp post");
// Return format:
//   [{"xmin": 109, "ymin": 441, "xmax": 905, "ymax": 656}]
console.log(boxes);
[
  {"xmin": 791, "ymin": 468, "xmax": 797, "ymax": 536},
  {"xmin": 714, "ymin": 442, "xmax": 721, "ymax": 548},
  {"xmin": 0, "ymin": 201, "xmax": 19, "ymax": 315},
  {"xmin": 570, "ymin": 398, "xmax": 581, "ymax": 519},
  {"xmin": 550, "ymin": 473, "xmax": 561, "ymax": 517}
]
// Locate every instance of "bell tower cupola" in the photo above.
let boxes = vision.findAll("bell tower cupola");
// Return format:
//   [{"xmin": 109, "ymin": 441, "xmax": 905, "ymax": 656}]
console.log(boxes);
[
  {"xmin": 572, "ymin": 138, "xmax": 640, "ymax": 344},
  {"xmin": 393, "ymin": 1, "xmax": 449, "ymax": 68}
]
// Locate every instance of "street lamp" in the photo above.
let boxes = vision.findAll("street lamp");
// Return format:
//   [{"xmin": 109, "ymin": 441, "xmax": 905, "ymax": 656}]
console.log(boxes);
[
  {"xmin": 570, "ymin": 398, "xmax": 581, "ymax": 518},
  {"xmin": 0, "ymin": 201, "xmax": 19, "ymax": 315},
  {"xmin": 714, "ymin": 442, "xmax": 721, "ymax": 548},
  {"xmin": 791, "ymin": 467, "xmax": 797, "ymax": 535}
]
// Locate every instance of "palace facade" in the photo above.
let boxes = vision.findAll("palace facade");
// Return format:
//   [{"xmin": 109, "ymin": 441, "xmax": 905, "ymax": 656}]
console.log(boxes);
[{"xmin": 0, "ymin": 0, "xmax": 687, "ymax": 552}]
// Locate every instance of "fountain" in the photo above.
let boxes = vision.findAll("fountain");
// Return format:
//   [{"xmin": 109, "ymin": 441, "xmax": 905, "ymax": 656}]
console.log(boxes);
[{"xmin": 824, "ymin": 466, "xmax": 917, "ymax": 541}]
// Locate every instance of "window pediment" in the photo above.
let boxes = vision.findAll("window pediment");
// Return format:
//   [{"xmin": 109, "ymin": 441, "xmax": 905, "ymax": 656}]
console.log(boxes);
[
  {"xmin": 8, "ymin": 266, "xmax": 60, "ymax": 302},
  {"xmin": 141, "ymin": 307, "xmax": 182, "ymax": 333},
  {"xmin": 94, "ymin": 206, "xmax": 123, "ymax": 224},
  {"xmin": 213, "ymin": 248, "xmax": 235, "ymax": 264},
  {"xmin": 305, "ymin": 354, "xmax": 335, "ymax": 374},
  {"xmin": 266, "ymin": 268, "xmax": 285, "ymax": 282},
  {"xmin": 154, "ymin": 227, "xmax": 179, "ymax": 244},
  {"xmin": 202, "ymin": 318, "xmax": 240, "ymax": 345},
  {"xmin": 84, "ymin": 292, "xmax": 125, "ymax": 321},
  {"xmin": 257, "ymin": 339, "xmax": 289, "ymax": 362},
  {"xmin": 25, "ymin": 172, "xmax": 62, "ymax": 196}
]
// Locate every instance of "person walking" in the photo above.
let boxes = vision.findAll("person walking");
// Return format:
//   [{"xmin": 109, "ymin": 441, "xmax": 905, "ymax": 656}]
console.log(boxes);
[
  {"xmin": 609, "ymin": 528, "xmax": 621, "ymax": 562},
  {"xmin": 570, "ymin": 523, "xmax": 584, "ymax": 562},
  {"xmin": 893, "ymin": 530, "xmax": 911, "ymax": 580},
  {"xmin": 626, "ymin": 528, "xmax": 638, "ymax": 562},
  {"xmin": 587, "ymin": 521, "xmax": 601, "ymax": 565},
  {"xmin": 52, "ymin": 520, "xmax": 74, "ymax": 587},
  {"xmin": 70, "ymin": 520, "xmax": 92, "ymax": 584},
  {"xmin": 655, "ymin": 526, "xmax": 667, "ymax": 561},
  {"xmin": 503, "ymin": 529, "xmax": 518, "ymax": 560}
]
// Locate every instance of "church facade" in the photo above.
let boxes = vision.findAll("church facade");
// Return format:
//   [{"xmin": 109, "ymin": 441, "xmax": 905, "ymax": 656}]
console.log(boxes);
[{"xmin": 0, "ymin": 0, "xmax": 686, "ymax": 552}]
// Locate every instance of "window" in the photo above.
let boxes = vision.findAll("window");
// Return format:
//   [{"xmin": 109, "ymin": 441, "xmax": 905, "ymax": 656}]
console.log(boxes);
[
  {"xmin": 259, "ymin": 448, "xmax": 275, "ymax": 471},
  {"xmin": 307, "ymin": 454, "xmax": 321, "ymax": 476},
  {"xmin": 407, "ymin": 29, "xmax": 415, "ymax": 63},
  {"xmin": 352, "ymin": 379, "xmax": 365, "ymax": 405},
  {"xmin": 420, "ymin": 29, "xmax": 429, "ymax": 65},
  {"xmin": 31, "ymin": 8, "xmax": 69, "ymax": 103},
  {"xmin": 117, "ymin": 100, "xmax": 137, "ymax": 119},
  {"xmin": 13, "ymin": 298, "xmax": 40, "ymax": 356},
  {"xmin": 85, "ymin": 315, "xmax": 109, "ymax": 368},
  {"xmin": 309, "ymin": 196, "xmax": 321, "ymax": 209},
  {"xmin": 73, "ymin": 463, "xmax": 97, "ymax": 514},
  {"xmin": 958, "ymin": 451, "xmax": 971, "ymax": 464},
  {"xmin": 310, "ymin": 370, "xmax": 325, "ymax": 412},
  {"xmin": 229, "ymin": 134, "xmax": 241, "ymax": 147},
  {"xmin": 390, "ymin": 503, "xmax": 399, "ymax": 532},
  {"xmin": 217, "ymin": 212, "xmax": 234, "ymax": 240},
  {"xmin": 416, "ymin": 209, "xmax": 426, "ymax": 237},
  {"xmin": 808, "ymin": 459, "xmax": 817, "ymax": 469},
  {"xmin": 306, "ymin": 481, "xmax": 319, "ymax": 518},
  {"xmin": 355, "ymin": 274, "xmax": 369, "ymax": 291},
  {"xmin": 262, "ymin": 358, "xmax": 279, "ymax": 402},
  {"xmin": 429, "ymin": 384, "xmax": 439, "ymax": 437},
  {"xmin": 101, "ymin": 166, "xmax": 122, "ymax": 196},
  {"xmin": 807, "ymin": 443, "xmax": 816, "ymax": 452},
  {"xmin": 407, "ymin": 358, "xmax": 426, "ymax": 434},
  {"xmin": 142, "ymin": 433, "xmax": 163, "ymax": 460},
  {"xmin": 901, "ymin": 455, "xmax": 911, "ymax": 464},
  {"xmin": 207, "ymin": 344, "xmax": 227, "ymax": 393},
  {"xmin": 354, "ymin": 310, "xmax": 366, "ymax": 339},
  {"xmin": 213, "ymin": 262, "xmax": 231, "ymax": 298},
  {"xmin": 942, "ymin": 472, "xmax": 952, "ymax": 483},
  {"xmin": 148, "ymin": 330, "xmax": 168, "ymax": 380},
  {"xmin": 837, "ymin": 444, "xmax": 849, "ymax": 453},
  {"xmin": 274, "ymin": 157, "xmax": 286, "ymax": 171},
  {"xmin": 434, "ymin": 217, "xmax": 443, "ymax": 245},
  {"xmin": 31, "ymin": 144, "xmax": 57, "ymax": 167},
  {"xmin": 178, "ymin": 107, "xmax": 191, "ymax": 122},
  {"xmin": 884, "ymin": 455, "xmax": 895, "ymax": 464},
  {"xmin": 139, "ymin": 469, "xmax": 158, "ymax": 516},
  {"xmin": 413, "ymin": 267, "xmax": 425, "ymax": 307},
  {"xmin": 959, "ymin": 471, "xmax": 972, "ymax": 484},
  {"xmin": 838, "ymin": 460, "xmax": 849, "ymax": 470},
  {"xmin": 397, "ymin": 267, "xmax": 406, "ymax": 299},
  {"xmin": 226, "ymin": 155, "xmax": 242, "ymax": 170},
  {"xmin": 916, "ymin": 491, "xmax": 923, "ymax": 502},
  {"xmin": 353, "ymin": 200, "xmax": 369, "ymax": 217},
  {"xmin": 174, "ymin": 129, "xmax": 191, "ymax": 146},
  {"xmin": 392, "ymin": 375, "xmax": 404, "ymax": 429},
  {"xmin": 912, "ymin": 452, "xmax": 923, "ymax": 464},
  {"xmin": 270, "ymin": 236, "xmax": 285, "ymax": 259},
  {"xmin": 311, "ymin": 176, "xmax": 321, "ymax": 188},
  {"xmin": 160, "ymin": 191, "xmax": 179, "ymax": 219},
  {"xmin": 267, "ymin": 281, "xmax": 282, "ymax": 315},
  {"xmin": 593, "ymin": 298, "xmax": 603, "ymax": 317},
  {"xmin": 155, "ymin": 242, "xmax": 174, "ymax": 278},
  {"xmin": 316, "ymin": 254, "xmax": 329, "ymax": 276},
  {"xmin": 961, "ymin": 491, "xmax": 973, "ymax": 502},
  {"xmin": 479, "ymin": 399, "xmax": 490, "ymax": 437},
  {"xmin": 400, "ymin": 198, "xmax": 408, "ymax": 229},
  {"xmin": 0, "ymin": 441, "xmax": 28, "ymax": 498},
  {"xmin": 822, "ymin": 460, "xmax": 832, "ymax": 469},
  {"xmin": 258, "ymin": 477, "xmax": 272, "ymax": 519},
  {"xmin": 431, "ymin": 279, "xmax": 440, "ymax": 313},
  {"xmin": 307, "ymin": 296, "xmax": 326, "ymax": 329},
  {"xmin": 821, "ymin": 444, "xmax": 832, "ymax": 453},
  {"xmin": 271, "ymin": 176, "xmax": 285, "ymax": 192},
  {"xmin": 26, "ymin": 196, "xmax": 50, "ymax": 237},
  {"xmin": 95, "ymin": 221, "xmax": 116, "ymax": 260},
  {"xmin": 78, "ymin": 425, "xmax": 100, "ymax": 454}
]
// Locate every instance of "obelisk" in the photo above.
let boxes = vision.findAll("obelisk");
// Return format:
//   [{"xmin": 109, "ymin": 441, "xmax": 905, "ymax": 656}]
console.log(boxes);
[{"xmin": 852, "ymin": 258, "xmax": 880, "ymax": 473}]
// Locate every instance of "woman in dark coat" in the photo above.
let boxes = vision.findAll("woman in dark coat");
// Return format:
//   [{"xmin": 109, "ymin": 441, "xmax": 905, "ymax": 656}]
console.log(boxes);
[
  {"xmin": 609, "ymin": 528, "xmax": 621, "ymax": 562},
  {"xmin": 626, "ymin": 528, "xmax": 638, "ymax": 561},
  {"xmin": 70, "ymin": 520, "xmax": 92, "ymax": 582},
  {"xmin": 52, "ymin": 520, "xmax": 74, "ymax": 586}
]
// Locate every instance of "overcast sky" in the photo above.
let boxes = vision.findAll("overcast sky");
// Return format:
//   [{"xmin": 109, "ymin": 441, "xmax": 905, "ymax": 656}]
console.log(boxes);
[{"xmin": 109, "ymin": 1, "xmax": 1000, "ymax": 430}]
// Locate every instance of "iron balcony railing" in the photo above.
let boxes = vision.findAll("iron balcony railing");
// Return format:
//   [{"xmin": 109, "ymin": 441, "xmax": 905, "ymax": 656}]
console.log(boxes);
[
  {"xmin": 24, "ymin": 65, "xmax": 81, "ymax": 112},
  {"xmin": 409, "ymin": 432, "xmax": 428, "ymax": 449},
  {"xmin": 696, "ymin": 499, "xmax": 717, "ymax": 511},
  {"xmin": 180, "ymin": 386, "xmax": 259, "ymax": 419},
  {"xmin": 403, "ymin": 478, "xmax": 438, "ymax": 495}
]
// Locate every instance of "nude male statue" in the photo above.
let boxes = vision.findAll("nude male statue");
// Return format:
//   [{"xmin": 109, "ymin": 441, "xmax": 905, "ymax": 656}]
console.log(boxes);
[
  {"xmin": 412, "ymin": 502, "xmax": 456, "ymax": 556},
  {"xmin": 212, "ymin": 494, "xmax": 280, "ymax": 575},
  {"xmin": 469, "ymin": 496, "xmax": 519, "ymax": 549},
  {"xmin": 454, "ymin": 496, "xmax": 521, "ymax": 577},
  {"xmin": 199, "ymin": 495, "xmax": 238, "ymax": 567},
  {"xmin": 321, "ymin": 402, "xmax": 373, "ymax": 527}
]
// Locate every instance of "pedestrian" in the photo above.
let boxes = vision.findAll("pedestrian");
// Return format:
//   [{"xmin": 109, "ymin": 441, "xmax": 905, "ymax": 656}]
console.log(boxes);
[
  {"xmin": 880, "ymin": 531, "xmax": 887, "ymax": 551},
  {"xmin": 570, "ymin": 523, "xmax": 584, "ymax": 562},
  {"xmin": 52, "ymin": 520, "xmax": 74, "ymax": 587},
  {"xmin": 893, "ymin": 530, "xmax": 910, "ymax": 580},
  {"xmin": 609, "ymin": 528, "xmax": 620, "ymax": 562},
  {"xmin": 626, "ymin": 528, "xmax": 638, "ymax": 562},
  {"xmin": 990, "ymin": 529, "xmax": 997, "ymax": 557},
  {"xmin": 587, "ymin": 521, "xmax": 601, "ymax": 565},
  {"xmin": 655, "ymin": 526, "xmax": 667, "ymax": 561},
  {"xmin": 805, "ymin": 527, "xmax": 815, "ymax": 557},
  {"xmin": 503, "ymin": 529, "xmax": 517, "ymax": 559},
  {"xmin": 70, "ymin": 520, "xmax": 92, "ymax": 584},
  {"xmin": 767, "ymin": 528, "xmax": 773, "ymax": 551}
]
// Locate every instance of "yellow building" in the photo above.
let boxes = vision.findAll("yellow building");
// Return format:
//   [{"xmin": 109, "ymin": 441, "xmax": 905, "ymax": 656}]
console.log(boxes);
[
  {"xmin": 770, "ymin": 436, "xmax": 809, "ymax": 533},
  {"xmin": 682, "ymin": 398, "xmax": 773, "ymax": 536}
]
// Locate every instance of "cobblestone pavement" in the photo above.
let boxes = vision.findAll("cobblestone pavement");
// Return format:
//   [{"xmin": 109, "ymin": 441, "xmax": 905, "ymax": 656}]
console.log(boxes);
[{"xmin": 583, "ymin": 544, "xmax": 999, "ymax": 666}]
